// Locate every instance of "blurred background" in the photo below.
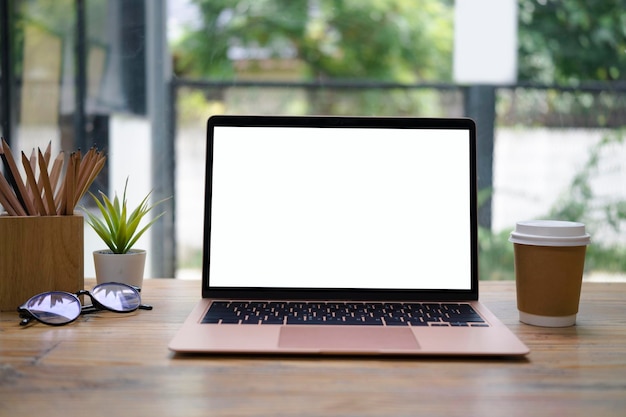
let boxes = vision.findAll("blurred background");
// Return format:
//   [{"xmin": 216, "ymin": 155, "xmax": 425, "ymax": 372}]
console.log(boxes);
[{"xmin": 1, "ymin": 0, "xmax": 625, "ymax": 281}]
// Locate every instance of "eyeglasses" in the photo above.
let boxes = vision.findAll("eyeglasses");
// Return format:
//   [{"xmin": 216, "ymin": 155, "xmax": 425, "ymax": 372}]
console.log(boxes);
[{"xmin": 17, "ymin": 282, "xmax": 153, "ymax": 326}]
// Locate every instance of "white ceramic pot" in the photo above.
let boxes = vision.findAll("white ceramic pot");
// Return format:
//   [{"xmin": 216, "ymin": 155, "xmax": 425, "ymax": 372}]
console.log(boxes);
[{"xmin": 93, "ymin": 249, "xmax": 147, "ymax": 288}]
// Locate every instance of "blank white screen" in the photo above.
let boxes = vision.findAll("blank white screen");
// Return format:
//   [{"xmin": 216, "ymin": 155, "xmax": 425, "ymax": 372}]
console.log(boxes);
[{"xmin": 209, "ymin": 126, "xmax": 472, "ymax": 290}]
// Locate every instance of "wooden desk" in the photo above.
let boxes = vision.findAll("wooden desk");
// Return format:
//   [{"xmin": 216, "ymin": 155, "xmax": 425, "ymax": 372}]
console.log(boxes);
[{"xmin": 1, "ymin": 280, "xmax": 625, "ymax": 417}]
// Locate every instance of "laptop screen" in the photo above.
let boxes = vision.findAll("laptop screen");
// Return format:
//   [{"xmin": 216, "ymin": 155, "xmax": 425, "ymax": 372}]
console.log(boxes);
[{"xmin": 204, "ymin": 116, "xmax": 477, "ymax": 298}]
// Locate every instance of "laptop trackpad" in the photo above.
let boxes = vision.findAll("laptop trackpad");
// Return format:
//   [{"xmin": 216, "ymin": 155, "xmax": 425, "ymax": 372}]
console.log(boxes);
[{"xmin": 279, "ymin": 326, "xmax": 419, "ymax": 351}]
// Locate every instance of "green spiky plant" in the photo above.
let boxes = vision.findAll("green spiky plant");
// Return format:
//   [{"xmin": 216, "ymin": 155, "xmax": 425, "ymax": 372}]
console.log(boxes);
[{"xmin": 81, "ymin": 179, "xmax": 170, "ymax": 254}]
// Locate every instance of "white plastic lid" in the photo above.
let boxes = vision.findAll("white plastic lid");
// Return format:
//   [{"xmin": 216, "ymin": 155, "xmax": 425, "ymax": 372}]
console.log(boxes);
[{"xmin": 509, "ymin": 220, "xmax": 591, "ymax": 247}]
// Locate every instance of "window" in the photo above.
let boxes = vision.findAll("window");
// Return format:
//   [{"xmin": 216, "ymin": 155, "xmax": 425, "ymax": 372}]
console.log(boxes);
[{"xmin": 2, "ymin": 0, "xmax": 625, "ymax": 281}]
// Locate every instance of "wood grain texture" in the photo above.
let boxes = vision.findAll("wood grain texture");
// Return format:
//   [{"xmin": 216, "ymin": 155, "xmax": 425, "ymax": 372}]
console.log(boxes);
[
  {"xmin": 0, "ymin": 215, "xmax": 84, "ymax": 310},
  {"xmin": 1, "ymin": 279, "xmax": 625, "ymax": 417}
]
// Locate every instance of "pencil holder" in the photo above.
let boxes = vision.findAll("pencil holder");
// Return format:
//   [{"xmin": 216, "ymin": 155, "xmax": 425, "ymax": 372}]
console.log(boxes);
[{"xmin": 0, "ymin": 215, "xmax": 84, "ymax": 311}]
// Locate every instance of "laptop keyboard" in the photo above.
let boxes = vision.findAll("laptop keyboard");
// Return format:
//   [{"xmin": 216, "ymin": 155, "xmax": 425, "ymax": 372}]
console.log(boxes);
[{"xmin": 201, "ymin": 301, "xmax": 488, "ymax": 327}]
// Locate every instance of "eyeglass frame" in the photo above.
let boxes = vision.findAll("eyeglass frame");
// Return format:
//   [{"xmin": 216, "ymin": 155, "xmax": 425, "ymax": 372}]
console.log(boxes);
[{"xmin": 17, "ymin": 282, "xmax": 153, "ymax": 326}]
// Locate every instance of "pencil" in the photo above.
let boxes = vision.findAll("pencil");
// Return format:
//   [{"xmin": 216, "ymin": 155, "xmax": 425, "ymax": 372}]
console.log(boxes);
[
  {"xmin": 0, "ymin": 141, "xmax": 104, "ymax": 216},
  {"xmin": 75, "ymin": 148, "xmax": 106, "ymax": 206},
  {"xmin": 49, "ymin": 151, "xmax": 64, "ymax": 186},
  {"xmin": 78, "ymin": 154, "xmax": 106, "ymax": 205},
  {"xmin": 0, "ymin": 170, "xmax": 24, "ymax": 216},
  {"xmin": 54, "ymin": 181, "xmax": 65, "ymax": 215},
  {"xmin": 0, "ymin": 138, "xmax": 36, "ymax": 215},
  {"xmin": 21, "ymin": 152, "xmax": 46, "ymax": 216},
  {"xmin": 36, "ymin": 142, "xmax": 52, "ymax": 191},
  {"xmin": 73, "ymin": 148, "xmax": 95, "ymax": 207},
  {"xmin": 0, "ymin": 139, "xmax": 23, "ymax": 211},
  {"xmin": 38, "ymin": 148, "xmax": 56, "ymax": 216},
  {"xmin": 25, "ymin": 148, "xmax": 36, "ymax": 201},
  {"xmin": 58, "ymin": 153, "xmax": 71, "ymax": 215},
  {"xmin": 43, "ymin": 141, "xmax": 52, "ymax": 165},
  {"xmin": 0, "ymin": 189, "xmax": 18, "ymax": 216},
  {"xmin": 61, "ymin": 152, "xmax": 77, "ymax": 215}
]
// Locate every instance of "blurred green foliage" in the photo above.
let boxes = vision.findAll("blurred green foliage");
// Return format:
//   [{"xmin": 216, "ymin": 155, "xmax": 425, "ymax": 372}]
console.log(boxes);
[
  {"xmin": 173, "ymin": 0, "xmax": 453, "ymax": 82},
  {"xmin": 518, "ymin": 0, "xmax": 626, "ymax": 83}
]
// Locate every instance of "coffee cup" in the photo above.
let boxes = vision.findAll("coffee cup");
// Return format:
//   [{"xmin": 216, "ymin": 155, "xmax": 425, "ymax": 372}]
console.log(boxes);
[{"xmin": 509, "ymin": 220, "xmax": 591, "ymax": 327}]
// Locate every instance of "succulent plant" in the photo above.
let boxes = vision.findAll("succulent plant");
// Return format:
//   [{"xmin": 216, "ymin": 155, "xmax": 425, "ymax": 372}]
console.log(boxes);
[{"xmin": 82, "ymin": 179, "xmax": 169, "ymax": 254}]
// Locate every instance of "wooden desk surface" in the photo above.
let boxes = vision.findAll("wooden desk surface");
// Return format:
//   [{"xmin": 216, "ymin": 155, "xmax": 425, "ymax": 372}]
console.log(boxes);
[{"xmin": 1, "ymin": 279, "xmax": 625, "ymax": 417}]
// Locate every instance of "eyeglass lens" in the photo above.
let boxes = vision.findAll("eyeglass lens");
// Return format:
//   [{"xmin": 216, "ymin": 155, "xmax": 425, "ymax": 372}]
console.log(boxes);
[
  {"xmin": 22, "ymin": 291, "xmax": 82, "ymax": 325},
  {"xmin": 91, "ymin": 283, "xmax": 141, "ymax": 312}
]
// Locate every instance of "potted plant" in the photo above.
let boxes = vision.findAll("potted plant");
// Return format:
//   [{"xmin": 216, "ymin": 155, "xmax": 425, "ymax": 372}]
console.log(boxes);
[{"xmin": 81, "ymin": 179, "xmax": 169, "ymax": 287}]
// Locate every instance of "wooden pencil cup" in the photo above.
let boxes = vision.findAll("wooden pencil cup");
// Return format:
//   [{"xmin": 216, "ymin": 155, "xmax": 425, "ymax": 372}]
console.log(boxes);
[{"xmin": 0, "ymin": 215, "xmax": 84, "ymax": 311}]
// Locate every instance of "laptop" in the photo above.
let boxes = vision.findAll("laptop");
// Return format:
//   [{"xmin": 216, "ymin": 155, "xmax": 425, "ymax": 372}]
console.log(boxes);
[{"xmin": 168, "ymin": 115, "xmax": 529, "ymax": 356}]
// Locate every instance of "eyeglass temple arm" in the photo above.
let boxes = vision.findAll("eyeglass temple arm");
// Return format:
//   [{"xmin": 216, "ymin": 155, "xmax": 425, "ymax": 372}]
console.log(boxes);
[{"xmin": 79, "ymin": 303, "xmax": 153, "ymax": 313}]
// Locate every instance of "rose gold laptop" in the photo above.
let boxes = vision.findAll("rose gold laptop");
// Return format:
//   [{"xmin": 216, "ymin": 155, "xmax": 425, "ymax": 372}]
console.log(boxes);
[{"xmin": 168, "ymin": 115, "xmax": 529, "ymax": 356}]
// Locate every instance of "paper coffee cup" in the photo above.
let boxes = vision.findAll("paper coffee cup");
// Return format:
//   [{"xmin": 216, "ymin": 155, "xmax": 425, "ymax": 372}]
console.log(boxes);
[{"xmin": 509, "ymin": 220, "xmax": 591, "ymax": 327}]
